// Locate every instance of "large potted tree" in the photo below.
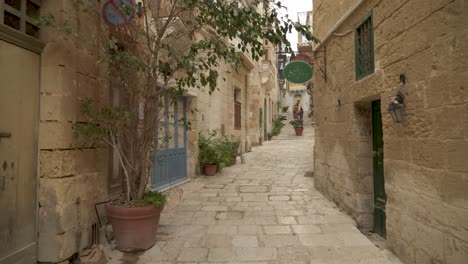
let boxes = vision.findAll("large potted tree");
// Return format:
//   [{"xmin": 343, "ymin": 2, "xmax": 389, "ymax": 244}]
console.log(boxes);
[
  {"xmin": 290, "ymin": 119, "xmax": 304, "ymax": 136},
  {"xmin": 43, "ymin": 0, "xmax": 316, "ymax": 252}
]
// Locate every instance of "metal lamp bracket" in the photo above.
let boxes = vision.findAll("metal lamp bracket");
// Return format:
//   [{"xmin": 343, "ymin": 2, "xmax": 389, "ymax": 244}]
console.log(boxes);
[
  {"xmin": 395, "ymin": 91, "xmax": 405, "ymax": 104},
  {"xmin": 313, "ymin": 46, "xmax": 327, "ymax": 81}
]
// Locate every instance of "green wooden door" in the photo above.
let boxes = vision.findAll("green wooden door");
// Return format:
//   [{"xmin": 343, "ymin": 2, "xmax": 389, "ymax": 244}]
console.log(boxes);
[{"xmin": 372, "ymin": 100, "xmax": 386, "ymax": 238}]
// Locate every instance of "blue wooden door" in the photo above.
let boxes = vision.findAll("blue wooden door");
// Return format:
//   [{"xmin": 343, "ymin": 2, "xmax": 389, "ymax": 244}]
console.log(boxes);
[{"xmin": 152, "ymin": 97, "xmax": 187, "ymax": 190}]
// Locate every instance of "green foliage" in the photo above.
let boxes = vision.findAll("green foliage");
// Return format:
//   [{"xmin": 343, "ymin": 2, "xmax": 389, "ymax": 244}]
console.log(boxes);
[
  {"xmin": 198, "ymin": 131, "xmax": 239, "ymax": 166},
  {"xmin": 218, "ymin": 138, "xmax": 240, "ymax": 166},
  {"xmin": 289, "ymin": 119, "xmax": 304, "ymax": 129},
  {"xmin": 72, "ymin": 97, "xmax": 131, "ymax": 148},
  {"xmin": 272, "ymin": 118, "xmax": 284, "ymax": 136},
  {"xmin": 198, "ymin": 131, "xmax": 222, "ymax": 165},
  {"xmin": 281, "ymin": 106, "xmax": 289, "ymax": 113},
  {"xmin": 142, "ymin": 191, "xmax": 167, "ymax": 206}
]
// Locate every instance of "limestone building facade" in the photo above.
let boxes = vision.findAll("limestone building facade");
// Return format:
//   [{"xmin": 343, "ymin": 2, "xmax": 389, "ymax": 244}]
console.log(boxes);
[
  {"xmin": 0, "ymin": 1, "xmax": 280, "ymax": 263},
  {"xmin": 0, "ymin": 1, "xmax": 112, "ymax": 262},
  {"xmin": 187, "ymin": 36, "xmax": 280, "ymax": 176},
  {"xmin": 312, "ymin": 0, "xmax": 468, "ymax": 263}
]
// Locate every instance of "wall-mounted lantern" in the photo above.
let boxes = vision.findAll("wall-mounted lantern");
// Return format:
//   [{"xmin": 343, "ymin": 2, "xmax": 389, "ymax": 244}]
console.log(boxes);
[
  {"xmin": 137, "ymin": 2, "xmax": 144, "ymax": 17},
  {"xmin": 387, "ymin": 74, "xmax": 406, "ymax": 122}
]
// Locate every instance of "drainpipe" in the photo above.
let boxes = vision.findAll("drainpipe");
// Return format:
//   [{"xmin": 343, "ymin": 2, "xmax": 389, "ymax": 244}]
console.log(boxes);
[{"xmin": 313, "ymin": 0, "xmax": 367, "ymax": 52}]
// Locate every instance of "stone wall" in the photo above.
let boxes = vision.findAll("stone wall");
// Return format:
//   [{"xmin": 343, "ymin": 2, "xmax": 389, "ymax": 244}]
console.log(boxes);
[
  {"xmin": 193, "ymin": 61, "xmax": 249, "ymax": 149},
  {"xmin": 38, "ymin": 1, "xmax": 109, "ymax": 262},
  {"xmin": 248, "ymin": 43, "xmax": 280, "ymax": 145},
  {"xmin": 313, "ymin": 0, "xmax": 468, "ymax": 263},
  {"xmin": 192, "ymin": 42, "xmax": 280, "ymax": 157}
]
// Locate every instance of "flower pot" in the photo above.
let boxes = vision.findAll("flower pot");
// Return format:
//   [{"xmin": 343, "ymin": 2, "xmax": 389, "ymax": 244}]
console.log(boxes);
[
  {"xmin": 105, "ymin": 203, "xmax": 164, "ymax": 252},
  {"xmin": 293, "ymin": 113, "xmax": 299, "ymax": 119},
  {"xmin": 294, "ymin": 127, "xmax": 304, "ymax": 136},
  {"xmin": 204, "ymin": 164, "xmax": 217, "ymax": 176},
  {"xmin": 268, "ymin": 136, "xmax": 272, "ymax": 141}
]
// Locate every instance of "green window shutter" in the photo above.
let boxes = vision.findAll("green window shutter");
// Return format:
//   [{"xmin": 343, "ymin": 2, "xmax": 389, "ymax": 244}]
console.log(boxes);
[{"xmin": 355, "ymin": 12, "xmax": 375, "ymax": 80}]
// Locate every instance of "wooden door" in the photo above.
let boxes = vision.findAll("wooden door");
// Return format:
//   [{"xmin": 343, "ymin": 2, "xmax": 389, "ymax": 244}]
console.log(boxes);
[
  {"xmin": 372, "ymin": 100, "xmax": 386, "ymax": 238},
  {"xmin": 0, "ymin": 39, "xmax": 39, "ymax": 264}
]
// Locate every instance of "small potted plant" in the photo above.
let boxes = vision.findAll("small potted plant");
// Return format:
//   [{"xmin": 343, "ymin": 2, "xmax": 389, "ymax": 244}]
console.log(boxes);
[
  {"xmin": 199, "ymin": 132, "xmax": 221, "ymax": 176},
  {"xmin": 267, "ymin": 132, "xmax": 273, "ymax": 141},
  {"xmin": 290, "ymin": 119, "xmax": 304, "ymax": 136}
]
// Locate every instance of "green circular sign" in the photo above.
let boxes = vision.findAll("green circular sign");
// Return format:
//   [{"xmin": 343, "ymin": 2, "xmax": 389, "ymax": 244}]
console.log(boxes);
[{"xmin": 283, "ymin": 61, "xmax": 313, "ymax": 83}]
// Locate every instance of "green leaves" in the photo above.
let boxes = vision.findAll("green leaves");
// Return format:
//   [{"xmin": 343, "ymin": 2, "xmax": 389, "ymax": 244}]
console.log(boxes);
[
  {"xmin": 142, "ymin": 191, "xmax": 166, "ymax": 206},
  {"xmin": 289, "ymin": 119, "xmax": 304, "ymax": 128},
  {"xmin": 198, "ymin": 131, "xmax": 240, "ymax": 166},
  {"xmin": 72, "ymin": 97, "xmax": 132, "ymax": 149}
]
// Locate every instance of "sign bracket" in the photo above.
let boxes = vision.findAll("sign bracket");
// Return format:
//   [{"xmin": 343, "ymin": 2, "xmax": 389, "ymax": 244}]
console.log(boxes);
[{"xmin": 314, "ymin": 46, "xmax": 327, "ymax": 81}]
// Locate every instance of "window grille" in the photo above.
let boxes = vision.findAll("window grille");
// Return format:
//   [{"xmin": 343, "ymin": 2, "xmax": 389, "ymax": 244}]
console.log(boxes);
[
  {"xmin": 355, "ymin": 13, "xmax": 374, "ymax": 80},
  {"xmin": 1, "ymin": 0, "xmax": 41, "ymax": 38}
]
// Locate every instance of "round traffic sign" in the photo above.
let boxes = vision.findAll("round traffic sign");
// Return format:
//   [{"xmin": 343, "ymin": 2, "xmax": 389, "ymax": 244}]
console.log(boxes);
[{"xmin": 102, "ymin": 0, "xmax": 135, "ymax": 27}]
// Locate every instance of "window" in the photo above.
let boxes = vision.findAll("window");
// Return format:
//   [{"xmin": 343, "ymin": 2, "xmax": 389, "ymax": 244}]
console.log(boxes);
[
  {"xmin": 234, "ymin": 88, "xmax": 241, "ymax": 130},
  {"xmin": 1, "ymin": 0, "xmax": 41, "ymax": 38},
  {"xmin": 355, "ymin": 12, "xmax": 374, "ymax": 80}
]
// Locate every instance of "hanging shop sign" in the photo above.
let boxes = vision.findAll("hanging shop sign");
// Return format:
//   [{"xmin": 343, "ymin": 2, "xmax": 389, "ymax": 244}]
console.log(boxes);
[
  {"xmin": 103, "ymin": 0, "xmax": 136, "ymax": 27},
  {"xmin": 283, "ymin": 61, "xmax": 313, "ymax": 83}
]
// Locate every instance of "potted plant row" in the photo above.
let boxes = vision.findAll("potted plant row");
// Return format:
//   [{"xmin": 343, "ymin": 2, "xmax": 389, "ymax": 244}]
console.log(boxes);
[
  {"xmin": 267, "ymin": 132, "xmax": 273, "ymax": 141},
  {"xmin": 290, "ymin": 119, "xmax": 304, "ymax": 136},
  {"xmin": 199, "ymin": 132, "xmax": 240, "ymax": 176},
  {"xmin": 272, "ymin": 118, "xmax": 284, "ymax": 136}
]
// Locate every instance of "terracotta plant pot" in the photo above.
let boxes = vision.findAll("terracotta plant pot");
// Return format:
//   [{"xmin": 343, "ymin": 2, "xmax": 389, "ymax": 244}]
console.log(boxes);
[
  {"xmin": 105, "ymin": 203, "xmax": 164, "ymax": 252},
  {"xmin": 204, "ymin": 164, "xmax": 217, "ymax": 176},
  {"xmin": 293, "ymin": 113, "xmax": 299, "ymax": 119},
  {"xmin": 268, "ymin": 136, "xmax": 272, "ymax": 141},
  {"xmin": 294, "ymin": 127, "xmax": 304, "ymax": 136}
]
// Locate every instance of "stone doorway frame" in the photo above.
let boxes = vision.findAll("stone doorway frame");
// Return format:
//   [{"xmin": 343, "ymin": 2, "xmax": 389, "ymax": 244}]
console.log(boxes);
[{"xmin": 353, "ymin": 97, "xmax": 380, "ymax": 232}]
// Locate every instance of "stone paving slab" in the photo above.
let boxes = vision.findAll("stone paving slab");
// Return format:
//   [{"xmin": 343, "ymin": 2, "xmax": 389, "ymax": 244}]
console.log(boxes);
[{"xmin": 105, "ymin": 124, "xmax": 402, "ymax": 264}]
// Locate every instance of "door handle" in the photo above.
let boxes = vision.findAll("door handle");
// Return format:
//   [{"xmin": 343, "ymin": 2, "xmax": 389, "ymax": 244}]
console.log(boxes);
[{"xmin": 0, "ymin": 131, "xmax": 11, "ymax": 138}]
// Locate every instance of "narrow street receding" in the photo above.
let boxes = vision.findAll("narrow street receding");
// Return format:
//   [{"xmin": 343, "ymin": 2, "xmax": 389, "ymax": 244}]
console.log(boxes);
[{"xmin": 106, "ymin": 119, "xmax": 402, "ymax": 264}]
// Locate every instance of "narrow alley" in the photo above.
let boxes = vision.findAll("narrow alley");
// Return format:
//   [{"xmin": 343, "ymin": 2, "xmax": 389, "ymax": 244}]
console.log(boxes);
[{"xmin": 106, "ymin": 121, "xmax": 402, "ymax": 264}]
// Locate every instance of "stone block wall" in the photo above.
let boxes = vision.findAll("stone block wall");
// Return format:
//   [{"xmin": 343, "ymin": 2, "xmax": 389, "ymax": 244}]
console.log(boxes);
[
  {"xmin": 38, "ymin": 1, "xmax": 109, "ymax": 262},
  {"xmin": 248, "ymin": 43, "xmax": 280, "ymax": 145},
  {"xmin": 313, "ymin": 0, "xmax": 468, "ymax": 263},
  {"xmin": 194, "ymin": 61, "xmax": 247, "ymax": 147}
]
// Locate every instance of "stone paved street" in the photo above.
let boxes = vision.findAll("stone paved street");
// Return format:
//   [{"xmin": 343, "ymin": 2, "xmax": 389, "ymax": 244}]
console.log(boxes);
[{"xmin": 106, "ymin": 120, "xmax": 402, "ymax": 264}]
